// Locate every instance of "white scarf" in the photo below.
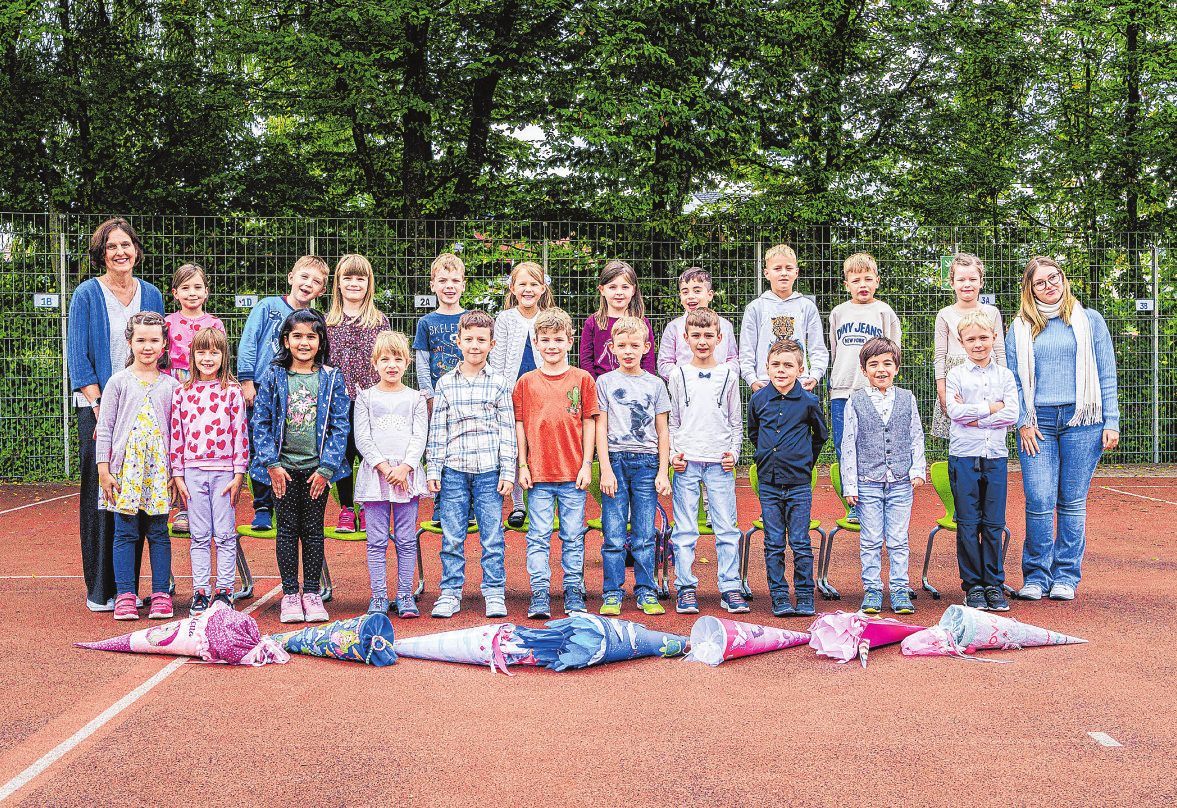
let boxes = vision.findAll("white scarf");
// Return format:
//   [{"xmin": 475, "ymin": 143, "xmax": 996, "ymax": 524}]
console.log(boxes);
[{"xmin": 1011, "ymin": 299, "xmax": 1102, "ymax": 428}]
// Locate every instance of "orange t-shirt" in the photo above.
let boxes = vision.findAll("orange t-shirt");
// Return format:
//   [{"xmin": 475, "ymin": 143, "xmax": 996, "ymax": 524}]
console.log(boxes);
[{"xmin": 512, "ymin": 367, "xmax": 600, "ymax": 483}]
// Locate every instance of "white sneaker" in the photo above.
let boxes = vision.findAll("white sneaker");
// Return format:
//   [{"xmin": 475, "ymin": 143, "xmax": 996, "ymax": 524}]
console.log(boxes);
[
  {"xmin": 484, "ymin": 594, "xmax": 507, "ymax": 618},
  {"xmin": 1017, "ymin": 584, "xmax": 1044, "ymax": 601},
  {"xmin": 86, "ymin": 597, "xmax": 115, "ymax": 612},
  {"xmin": 431, "ymin": 594, "xmax": 461, "ymax": 618},
  {"xmin": 1049, "ymin": 583, "xmax": 1076, "ymax": 601},
  {"xmin": 279, "ymin": 593, "xmax": 305, "ymax": 623}
]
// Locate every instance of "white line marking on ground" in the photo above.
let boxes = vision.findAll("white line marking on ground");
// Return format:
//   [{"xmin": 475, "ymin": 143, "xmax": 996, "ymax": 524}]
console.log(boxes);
[
  {"xmin": 0, "ymin": 584, "xmax": 283, "ymax": 804},
  {"xmin": 0, "ymin": 493, "xmax": 79, "ymax": 516},
  {"xmin": 1101, "ymin": 486, "xmax": 1177, "ymax": 506},
  {"xmin": 1087, "ymin": 731, "xmax": 1123, "ymax": 747}
]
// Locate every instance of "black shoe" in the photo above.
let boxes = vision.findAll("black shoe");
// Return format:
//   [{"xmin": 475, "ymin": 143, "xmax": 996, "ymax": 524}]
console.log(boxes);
[
  {"xmin": 190, "ymin": 590, "xmax": 211, "ymax": 614},
  {"xmin": 965, "ymin": 585, "xmax": 989, "ymax": 610},
  {"xmin": 794, "ymin": 597, "xmax": 816, "ymax": 617},
  {"xmin": 211, "ymin": 588, "xmax": 235, "ymax": 609},
  {"xmin": 984, "ymin": 586, "xmax": 1010, "ymax": 612},
  {"xmin": 431, "ymin": 518, "xmax": 441, "ymax": 528},
  {"xmin": 507, "ymin": 509, "xmax": 526, "ymax": 529},
  {"xmin": 771, "ymin": 597, "xmax": 796, "ymax": 618}
]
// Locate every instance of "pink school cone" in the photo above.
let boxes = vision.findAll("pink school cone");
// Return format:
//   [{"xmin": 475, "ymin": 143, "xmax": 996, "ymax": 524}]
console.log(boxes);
[{"xmin": 684, "ymin": 616, "xmax": 810, "ymax": 667}]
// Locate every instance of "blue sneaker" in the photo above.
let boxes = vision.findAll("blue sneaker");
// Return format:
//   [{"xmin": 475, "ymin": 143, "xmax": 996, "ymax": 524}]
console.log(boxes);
[
  {"xmin": 845, "ymin": 505, "xmax": 859, "ymax": 525},
  {"xmin": 251, "ymin": 509, "xmax": 272, "ymax": 531},
  {"xmin": 563, "ymin": 588, "xmax": 587, "ymax": 614},
  {"xmin": 636, "ymin": 590, "xmax": 665, "ymax": 616},
  {"xmin": 794, "ymin": 595, "xmax": 816, "ymax": 617},
  {"xmin": 600, "ymin": 592, "xmax": 622, "ymax": 616},
  {"xmin": 528, "ymin": 590, "xmax": 551, "ymax": 620},
  {"xmin": 771, "ymin": 594, "xmax": 795, "ymax": 618},
  {"xmin": 676, "ymin": 587, "xmax": 699, "ymax": 615},
  {"xmin": 368, "ymin": 596, "xmax": 390, "ymax": 614},
  {"xmin": 861, "ymin": 588, "xmax": 883, "ymax": 614},
  {"xmin": 889, "ymin": 589, "xmax": 914, "ymax": 615},
  {"xmin": 721, "ymin": 590, "xmax": 751, "ymax": 614}
]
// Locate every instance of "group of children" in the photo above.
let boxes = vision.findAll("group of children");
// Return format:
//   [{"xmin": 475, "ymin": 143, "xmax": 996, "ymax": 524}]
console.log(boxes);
[{"xmin": 94, "ymin": 246, "xmax": 1017, "ymax": 626}]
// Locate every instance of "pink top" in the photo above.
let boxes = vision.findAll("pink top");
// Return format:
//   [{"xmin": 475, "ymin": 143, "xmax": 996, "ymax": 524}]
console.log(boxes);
[
  {"xmin": 166, "ymin": 312, "xmax": 225, "ymax": 377},
  {"xmin": 169, "ymin": 380, "xmax": 250, "ymax": 473}
]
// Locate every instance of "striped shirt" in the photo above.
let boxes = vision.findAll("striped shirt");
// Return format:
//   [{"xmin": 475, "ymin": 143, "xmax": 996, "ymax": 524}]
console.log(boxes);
[{"xmin": 426, "ymin": 365, "xmax": 517, "ymax": 483}]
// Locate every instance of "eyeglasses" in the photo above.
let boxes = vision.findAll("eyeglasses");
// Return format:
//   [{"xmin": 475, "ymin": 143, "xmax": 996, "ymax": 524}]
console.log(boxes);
[{"xmin": 1032, "ymin": 271, "xmax": 1063, "ymax": 292}]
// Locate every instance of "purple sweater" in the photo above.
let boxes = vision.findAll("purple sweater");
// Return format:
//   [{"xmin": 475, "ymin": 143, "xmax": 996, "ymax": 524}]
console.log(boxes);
[{"xmin": 578, "ymin": 315, "xmax": 658, "ymax": 379}]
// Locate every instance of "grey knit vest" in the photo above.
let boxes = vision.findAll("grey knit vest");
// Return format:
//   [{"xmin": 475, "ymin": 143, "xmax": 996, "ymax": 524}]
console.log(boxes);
[{"xmin": 849, "ymin": 388, "xmax": 914, "ymax": 481}]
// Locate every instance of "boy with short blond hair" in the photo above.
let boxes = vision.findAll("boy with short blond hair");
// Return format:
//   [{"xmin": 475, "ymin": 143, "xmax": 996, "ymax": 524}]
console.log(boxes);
[
  {"xmin": 668, "ymin": 307, "xmax": 746, "ymax": 615},
  {"xmin": 945, "ymin": 310, "xmax": 1018, "ymax": 612},
  {"xmin": 514, "ymin": 306, "xmax": 600, "ymax": 618},
  {"xmin": 414, "ymin": 253, "xmax": 467, "ymax": 404},
  {"xmin": 596, "ymin": 317, "xmax": 672, "ymax": 616},
  {"xmin": 238, "ymin": 254, "xmax": 329, "ymax": 530},
  {"xmin": 425, "ymin": 309, "xmax": 516, "ymax": 619},
  {"xmin": 657, "ymin": 267, "xmax": 739, "ymax": 378},
  {"xmin": 740, "ymin": 244, "xmax": 828, "ymax": 394},
  {"xmin": 747, "ymin": 339, "xmax": 828, "ymax": 617}
]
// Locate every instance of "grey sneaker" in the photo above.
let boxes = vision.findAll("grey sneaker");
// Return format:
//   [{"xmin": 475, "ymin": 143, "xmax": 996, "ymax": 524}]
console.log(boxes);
[
  {"xmin": 965, "ymin": 586, "xmax": 989, "ymax": 610},
  {"xmin": 368, "ymin": 596, "xmax": 390, "ymax": 614},
  {"xmin": 563, "ymin": 588, "xmax": 587, "ymax": 614},
  {"xmin": 485, "ymin": 593, "xmax": 507, "ymax": 618},
  {"xmin": 527, "ymin": 590, "xmax": 551, "ymax": 620},
  {"xmin": 431, "ymin": 594, "xmax": 461, "ymax": 618},
  {"xmin": 1049, "ymin": 583, "xmax": 1076, "ymax": 601},
  {"xmin": 794, "ymin": 596, "xmax": 816, "ymax": 617},
  {"xmin": 1018, "ymin": 583, "xmax": 1044, "ymax": 601}
]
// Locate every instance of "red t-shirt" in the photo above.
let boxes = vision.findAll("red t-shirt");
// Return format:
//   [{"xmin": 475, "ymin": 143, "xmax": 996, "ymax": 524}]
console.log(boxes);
[{"xmin": 512, "ymin": 367, "xmax": 600, "ymax": 482}]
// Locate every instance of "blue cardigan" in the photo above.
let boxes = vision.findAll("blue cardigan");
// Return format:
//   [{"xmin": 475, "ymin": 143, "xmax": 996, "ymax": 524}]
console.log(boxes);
[
  {"xmin": 249, "ymin": 363, "xmax": 352, "ymax": 484},
  {"xmin": 67, "ymin": 278, "xmax": 166, "ymax": 394}
]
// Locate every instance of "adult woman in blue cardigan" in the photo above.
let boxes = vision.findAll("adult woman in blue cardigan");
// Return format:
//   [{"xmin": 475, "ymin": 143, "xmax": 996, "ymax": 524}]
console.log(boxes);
[
  {"xmin": 67, "ymin": 219, "xmax": 166, "ymax": 612},
  {"xmin": 1006, "ymin": 256, "xmax": 1119, "ymax": 602}
]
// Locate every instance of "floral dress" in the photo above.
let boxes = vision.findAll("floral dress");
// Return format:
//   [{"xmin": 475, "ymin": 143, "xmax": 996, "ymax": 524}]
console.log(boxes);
[{"xmin": 102, "ymin": 380, "xmax": 171, "ymax": 515}]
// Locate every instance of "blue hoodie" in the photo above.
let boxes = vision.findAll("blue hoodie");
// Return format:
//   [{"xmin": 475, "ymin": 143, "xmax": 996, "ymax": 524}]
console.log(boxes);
[
  {"xmin": 249, "ymin": 363, "xmax": 351, "ymax": 484},
  {"xmin": 236, "ymin": 295, "xmax": 295, "ymax": 383}
]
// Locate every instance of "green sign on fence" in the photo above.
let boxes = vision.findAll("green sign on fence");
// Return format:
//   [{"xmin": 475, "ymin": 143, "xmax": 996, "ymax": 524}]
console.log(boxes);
[{"xmin": 939, "ymin": 255, "xmax": 953, "ymax": 289}]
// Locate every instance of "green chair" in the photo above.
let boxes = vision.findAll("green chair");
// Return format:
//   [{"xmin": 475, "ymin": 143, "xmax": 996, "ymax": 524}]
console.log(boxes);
[
  {"xmin": 822, "ymin": 462, "xmax": 861, "ymax": 600},
  {"xmin": 585, "ymin": 462, "xmax": 671, "ymax": 599},
  {"xmin": 738, "ymin": 464, "xmax": 825, "ymax": 601},
  {"xmin": 921, "ymin": 460, "xmax": 1013, "ymax": 600}
]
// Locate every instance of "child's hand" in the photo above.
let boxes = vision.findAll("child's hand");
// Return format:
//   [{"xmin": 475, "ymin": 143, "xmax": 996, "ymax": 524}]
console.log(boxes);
[
  {"xmin": 496, "ymin": 479, "xmax": 513, "ymax": 497},
  {"xmin": 388, "ymin": 463, "xmax": 411, "ymax": 490},
  {"xmin": 575, "ymin": 462, "xmax": 591, "ymax": 491},
  {"xmin": 800, "ymin": 378, "xmax": 817, "ymax": 391},
  {"xmin": 518, "ymin": 467, "xmax": 532, "ymax": 489},
  {"xmin": 376, "ymin": 462, "xmax": 394, "ymax": 483},
  {"xmin": 221, "ymin": 474, "xmax": 244, "ymax": 506},
  {"xmin": 600, "ymin": 467, "xmax": 617, "ymax": 498},
  {"xmin": 241, "ymin": 380, "xmax": 256, "ymax": 406},
  {"xmin": 989, "ymin": 400, "xmax": 1005, "ymax": 414},
  {"xmin": 268, "ymin": 466, "xmax": 291, "ymax": 498},
  {"xmin": 845, "ymin": 495, "xmax": 857, "ymax": 507},
  {"xmin": 953, "ymin": 392, "xmax": 964, "ymax": 404},
  {"xmin": 720, "ymin": 452, "xmax": 736, "ymax": 472},
  {"xmin": 671, "ymin": 453, "xmax": 687, "ymax": 473},
  {"xmin": 965, "ymin": 420, "xmax": 980, "ymax": 428},
  {"xmin": 309, "ymin": 472, "xmax": 328, "ymax": 499},
  {"xmin": 655, "ymin": 473, "xmax": 672, "ymax": 497},
  {"xmin": 99, "ymin": 469, "xmax": 121, "ymax": 503},
  {"xmin": 173, "ymin": 477, "xmax": 190, "ymax": 506},
  {"xmin": 750, "ymin": 381, "xmax": 767, "ymax": 392},
  {"xmin": 427, "ymin": 478, "xmax": 441, "ymax": 494},
  {"xmin": 911, "ymin": 477, "xmax": 924, "ymax": 490}
]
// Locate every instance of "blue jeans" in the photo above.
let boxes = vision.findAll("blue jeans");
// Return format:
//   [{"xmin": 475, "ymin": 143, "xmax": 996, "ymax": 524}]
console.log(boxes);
[
  {"xmin": 831, "ymin": 398, "xmax": 847, "ymax": 462},
  {"xmin": 438, "ymin": 468, "xmax": 506, "ymax": 597},
  {"xmin": 856, "ymin": 480, "xmax": 912, "ymax": 591},
  {"xmin": 672, "ymin": 461, "xmax": 740, "ymax": 593},
  {"xmin": 526, "ymin": 482, "xmax": 586, "ymax": 593},
  {"xmin": 601, "ymin": 451, "xmax": 659, "ymax": 597},
  {"xmin": 949, "ymin": 455, "xmax": 1008, "ymax": 591},
  {"xmin": 1018, "ymin": 404, "xmax": 1103, "ymax": 590},
  {"xmin": 113, "ymin": 511, "xmax": 171, "ymax": 595},
  {"xmin": 759, "ymin": 481, "xmax": 815, "ymax": 600}
]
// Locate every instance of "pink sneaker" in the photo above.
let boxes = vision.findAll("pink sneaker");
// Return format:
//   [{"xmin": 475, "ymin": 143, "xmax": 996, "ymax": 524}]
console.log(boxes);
[
  {"xmin": 114, "ymin": 593, "xmax": 139, "ymax": 621},
  {"xmin": 280, "ymin": 593, "xmax": 304, "ymax": 623},
  {"xmin": 148, "ymin": 592, "xmax": 173, "ymax": 619},
  {"xmin": 357, "ymin": 507, "xmax": 366, "ymax": 532},
  {"xmin": 302, "ymin": 592, "xmax": 329, "ymax": 622},
  {"xmin": 335, "ymin": 508, "xmax": 356, "ymax": 533}
]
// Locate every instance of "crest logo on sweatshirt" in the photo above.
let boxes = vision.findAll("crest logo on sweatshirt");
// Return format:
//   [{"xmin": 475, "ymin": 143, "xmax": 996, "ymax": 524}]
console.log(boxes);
[{"xmin": 771, "ymin": 315, "xmax": 795, "ymax": 341}]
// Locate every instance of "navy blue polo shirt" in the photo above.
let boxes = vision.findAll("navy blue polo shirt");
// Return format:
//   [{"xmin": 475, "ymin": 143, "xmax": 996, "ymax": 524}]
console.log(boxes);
[{"xmin": 747, "ymin": 382, "xmax": 829, "ymax": 487}]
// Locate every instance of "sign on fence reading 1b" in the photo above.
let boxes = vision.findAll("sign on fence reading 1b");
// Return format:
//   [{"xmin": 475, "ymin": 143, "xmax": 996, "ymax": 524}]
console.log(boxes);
[{"xmin": 33, "ymin": 293, "xmax": 60, "ymax": 308}]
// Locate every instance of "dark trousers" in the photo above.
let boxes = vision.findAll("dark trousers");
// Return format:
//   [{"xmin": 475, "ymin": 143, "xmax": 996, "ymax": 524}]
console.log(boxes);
[
  {"xmin": 78, "ymin": 407, "xmax": 142, "ymax": 604},
  {"xmin": 333, "ymin": 402, "xmax": 360, "ymax": 510},
  {"xmin": 759, "ymin": 480, "xmax": 815, "ymax": 600},
  {"xmin": 246, "ymin": 404, "xmax": 273, "ymax": 514},
  {"xmin": 274, "ymin": 468, "xmax": 329, "ymax": 594},
  {"xmin": 949, "ymin": 455, "xmax": 1008, "ymax": 591}
]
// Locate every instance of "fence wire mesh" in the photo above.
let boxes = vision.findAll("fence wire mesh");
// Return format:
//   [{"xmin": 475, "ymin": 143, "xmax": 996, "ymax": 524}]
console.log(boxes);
[{"xmin": 1, "ymin": 213, "xmax": 1172, "ymax": 480}]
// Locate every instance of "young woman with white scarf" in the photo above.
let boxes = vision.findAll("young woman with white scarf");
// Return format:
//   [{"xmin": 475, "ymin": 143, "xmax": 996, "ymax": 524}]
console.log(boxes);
[{"xmin": 1006, "ymin": 256, "xmax": 1119, "ymax": 602}]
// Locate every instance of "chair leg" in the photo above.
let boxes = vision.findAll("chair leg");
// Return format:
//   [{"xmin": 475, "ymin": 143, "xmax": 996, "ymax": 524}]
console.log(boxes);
[
  {"xmin": 921, "ymin": 526, "xmax": 943, "ymax": 600},
  {"xmin": 234, "ymin": 541, "xmax": 254, "ymax": 600},
  {"xmin": 320, "ymin": 557, "xmax": 332, "ymax": 602},
  {"xmin": 821, "ymin": 527, "xmax": 839, "ymax": 600},
  {"xmin": 414, "ymin": 536, "xmax": 425, "ymax": 600},
  {"xmin": 740, "ymin": 528, "xmax": 761, "ymax": 600},
  {"xmin": 168, "ymin": 573, "xmax": 176, "ymax": 596},
  {"xmin": 1000, "ymin": 527, "xmax": 1017, "ymax": 598},
  {"xmin": 815, "ymin": 527, "xmax": 830, "ymax": 599}
]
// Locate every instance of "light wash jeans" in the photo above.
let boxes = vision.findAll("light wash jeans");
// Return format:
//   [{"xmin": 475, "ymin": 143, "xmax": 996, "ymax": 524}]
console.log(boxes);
[
  {"xmin": 438, "ymin": 468, "xmax": 506, "ymax": 597},
  {"xmin": 856, "ymin": 480, "xmax": 912, "ymax": 591},
  {"xmin": 672, "ymin": 461, "xmax": 740, "ymax": 593},
  {"xmin": 600, "ymin": 451, "xmax": 659, "ymax": 597},
  {"xmin": 526, "ymin": 482, "xmax": 586, "ymax": 593},
  {"xmin": 1018, "ymin": 404, "xmax": 1103, "ymax": 591}
]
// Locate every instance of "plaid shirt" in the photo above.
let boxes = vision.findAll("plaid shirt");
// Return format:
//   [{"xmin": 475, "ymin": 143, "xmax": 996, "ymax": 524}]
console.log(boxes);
[{"xmin": 426, "ymin": 365, "xmax": 517, "ymax": 484}]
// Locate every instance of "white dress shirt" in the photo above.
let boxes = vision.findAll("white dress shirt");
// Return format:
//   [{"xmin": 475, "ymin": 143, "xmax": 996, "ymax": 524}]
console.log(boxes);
[{"xmin": 944, "ymin": 359, "xmax": 1019, "ymax": 458}]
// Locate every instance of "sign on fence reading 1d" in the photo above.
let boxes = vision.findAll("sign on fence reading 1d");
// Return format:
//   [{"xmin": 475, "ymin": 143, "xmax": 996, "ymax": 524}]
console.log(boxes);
[{"xmin": 235, "ymin": 295, "xmax": 258, "ymax": 309}]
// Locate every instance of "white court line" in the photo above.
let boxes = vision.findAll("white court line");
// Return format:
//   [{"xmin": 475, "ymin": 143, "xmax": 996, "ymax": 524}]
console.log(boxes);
[
  {"xmin": 0, "ymin": 583, "xmax": 283, "ymax": 804},
  {"xmin": 1101, "ymin": 486, "xmax": 1177, "ymax": 506},
  {"xmin": 0, "ymin": 493, "xmax": 78, "ymax": 516},
  {"xmin": 1088, "ymin": 731, "xmax": 1123, "ymax": 747}
]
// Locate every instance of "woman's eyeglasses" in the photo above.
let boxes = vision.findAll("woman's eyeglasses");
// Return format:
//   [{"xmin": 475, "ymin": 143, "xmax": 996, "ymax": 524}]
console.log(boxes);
[{"xmin": 1032, "ymin": 271, "xmax": 1063, "ymax": 292}]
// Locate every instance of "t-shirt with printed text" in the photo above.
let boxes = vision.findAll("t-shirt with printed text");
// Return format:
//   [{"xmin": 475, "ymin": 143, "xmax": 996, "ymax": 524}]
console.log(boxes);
[
  {"xmin": 512, "ymin": 367, "xmax": 600, "ymax": 483},
  {"xmin": 412, "ymin": 311, "xmax": 463, "ymax": 393}
]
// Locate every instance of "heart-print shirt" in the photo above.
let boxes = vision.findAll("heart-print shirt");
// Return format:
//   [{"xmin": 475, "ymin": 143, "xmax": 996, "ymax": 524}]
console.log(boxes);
[
  {"xmin": 165, "ymin": 311, "xmax": 225, "ymax": 380},
  {"xmin": 169, "ymin": 379, "xmax": 250, "ymax": 474}
]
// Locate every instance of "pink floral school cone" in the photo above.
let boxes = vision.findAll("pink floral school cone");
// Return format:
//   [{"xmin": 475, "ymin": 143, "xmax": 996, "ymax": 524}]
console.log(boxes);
[
  {"xmin": 683, "ymin": 616, "xmax": 810, "ymax": 667},
  {"xmin": 807, "ymin": 610, "xmax": 927, "ymax": 664},
  {"xmin": 938, "ymin": 605, "xmax": 1087, "ymax": 653}
]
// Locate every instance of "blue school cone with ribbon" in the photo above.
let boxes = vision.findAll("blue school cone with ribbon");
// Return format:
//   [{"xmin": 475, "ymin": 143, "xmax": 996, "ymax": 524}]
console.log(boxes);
[
  {"xmin": 543, "ymin": 614, "xmax": 689, "ymax": 671},
  {"xmin": 272, "ymin": 613, "xmax": 398, "ymax": 667}
]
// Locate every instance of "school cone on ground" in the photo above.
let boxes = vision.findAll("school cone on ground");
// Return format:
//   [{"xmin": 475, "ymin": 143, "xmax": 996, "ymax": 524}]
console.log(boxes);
[
  {"xmin": 683, "ymin": 616, "xmax": 810, "ymax": 667},
  {"xmin": 393, "ymin": 623, "xmax": 565, "ymax": 675},
  {"xmin": 938, "ymin": 604, "xmax": 1087, "ymax": 652},
  {"xmin": 75, "ymin": 601, "xmax": 288, "ymax": 666},
  {"xmin": 808, "ymin": 611, "xmax": 928, "ymax": 664},
  {"xmin": 543, "ymin": 615, "xmax": 689, "ymax": 671},
  {"xmin": 272, "ymin": 613, "xmax": 398, "ymax": 666}
]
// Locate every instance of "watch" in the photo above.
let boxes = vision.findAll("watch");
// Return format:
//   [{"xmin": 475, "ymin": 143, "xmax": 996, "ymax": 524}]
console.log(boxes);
[{"xmin": 90, "ymin": 397, "xmax": 101, "ymax": 409}]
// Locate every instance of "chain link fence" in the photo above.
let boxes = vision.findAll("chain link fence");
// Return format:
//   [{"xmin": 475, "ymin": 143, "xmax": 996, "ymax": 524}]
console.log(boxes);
[{"xmin": 1, "ymin": 213, "xmax": 1172, "ymax": 480}]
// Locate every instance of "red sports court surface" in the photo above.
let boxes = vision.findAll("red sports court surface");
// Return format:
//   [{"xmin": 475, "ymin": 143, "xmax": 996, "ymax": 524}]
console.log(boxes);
[{"xmin": 1, "ymin": 473, "xmax": 1175, "ymax": 806}]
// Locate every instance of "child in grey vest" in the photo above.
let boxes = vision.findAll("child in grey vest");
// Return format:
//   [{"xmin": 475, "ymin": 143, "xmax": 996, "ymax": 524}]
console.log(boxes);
[{"xmin": 840, "ymin": 336, "xmax": 927, "ymax": 615}]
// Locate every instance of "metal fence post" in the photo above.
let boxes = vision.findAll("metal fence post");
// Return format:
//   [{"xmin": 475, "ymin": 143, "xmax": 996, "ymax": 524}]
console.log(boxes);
[
  {"xmin": 59, "ymin": 217, "xmax": 70, "ymax": 477},
  {"xmin": 1153, "ymin": 244, "xmax": 1160, "ymax": 464},
  {"xmin": 754, "ymin": 241, "xmax": 762, "ymax": 296}
]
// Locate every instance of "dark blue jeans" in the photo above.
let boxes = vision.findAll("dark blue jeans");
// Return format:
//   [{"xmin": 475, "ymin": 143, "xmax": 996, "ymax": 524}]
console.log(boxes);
[
  {"xmin": 831, "ymin": 398, "xmax": 847, "ymax": 462},
  {"xmin": 759, "ymin": 480, "xmax": 815, "ymax": 600},
  {"xmin": 246, "ymin": 404, "xmax": 274, "ymax": 514},
  {"xmin": 113, "ymin": 511, "xmax": 171, "ymax": 595},
  {"xmin": 949, "ymin": 455, "xmax": 1008, "ymax": 591},
  {"xmin": 600, "ymin": 451, "xmax": 659, "ymax": 597}
]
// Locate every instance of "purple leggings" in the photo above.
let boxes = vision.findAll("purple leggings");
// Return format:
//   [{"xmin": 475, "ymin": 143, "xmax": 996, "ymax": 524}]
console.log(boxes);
[
  {"xmin": 185, "ymin": 468, "xmax": 238, "ymax": 591},
  {"xmin": 362, "ymin": 498, "xmax": 420, "ymax": 598}
]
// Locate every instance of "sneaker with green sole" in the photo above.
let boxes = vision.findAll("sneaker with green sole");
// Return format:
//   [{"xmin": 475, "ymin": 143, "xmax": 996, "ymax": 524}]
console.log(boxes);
[
  {"xmin": 636, "ymin": 590, "xmax": 665, "ymax": 615},
  {"xmin": 861, "ymin": 588, "xmax": 883, "ymax": 614},
  {"xmin": 600, "ymin": 592, "xmax": 622, "ymax": 616}
]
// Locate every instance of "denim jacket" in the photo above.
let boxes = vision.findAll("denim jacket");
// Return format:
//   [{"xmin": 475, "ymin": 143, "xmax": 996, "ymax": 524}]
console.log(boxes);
[{"xmin": 249, "ymin": 363, "xmax": 351, "ymax": 484}]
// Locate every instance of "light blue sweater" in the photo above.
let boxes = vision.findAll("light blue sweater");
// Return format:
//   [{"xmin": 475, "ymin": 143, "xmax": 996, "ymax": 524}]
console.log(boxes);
[
  {"xmin": 236, "ymin": 295, "xmax": 294, "ymax": 383},
  {"xmin": 1005, "ymin": 308, "xmax": 1120, "ymax": 433}
]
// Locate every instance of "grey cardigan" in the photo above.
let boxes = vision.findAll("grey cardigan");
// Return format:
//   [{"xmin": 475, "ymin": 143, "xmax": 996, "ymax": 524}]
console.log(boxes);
[{"xmin": 96, "ymin": 370, "xmax": 181, "ymax": 475}]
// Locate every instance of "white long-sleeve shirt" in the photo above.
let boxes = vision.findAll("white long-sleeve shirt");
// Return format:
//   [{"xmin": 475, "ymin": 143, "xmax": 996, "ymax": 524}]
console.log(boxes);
[
  {"xmin": 945, "ymin": 359, "xmax": 1019, "ymax": 459},
  {"xmin": 667, "ymin": 365, "xmax": 742, "ymax": 462}
]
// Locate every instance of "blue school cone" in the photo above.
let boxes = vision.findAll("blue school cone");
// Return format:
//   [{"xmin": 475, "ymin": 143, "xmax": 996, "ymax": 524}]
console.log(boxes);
[
  {"xmin": 272, "ymin": 613, "xmax": 397, "ymax": 666},
  {"xmin": 542, "ymin": 615, "xmax": 688, "ymax": 671}
]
